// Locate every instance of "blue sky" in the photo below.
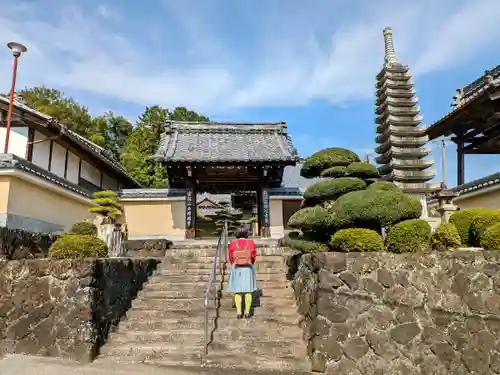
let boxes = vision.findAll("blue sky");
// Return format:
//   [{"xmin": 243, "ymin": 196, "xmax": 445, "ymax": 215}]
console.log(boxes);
[{"xmin": 2, "ymin": 0, "xmax": 500, "ymax": 187}]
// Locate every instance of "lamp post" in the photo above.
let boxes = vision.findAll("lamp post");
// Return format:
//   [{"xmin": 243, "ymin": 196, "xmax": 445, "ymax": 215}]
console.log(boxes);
[{"xmin": 4, "ymin": 42, "xmax": 27, "ymax": 154}]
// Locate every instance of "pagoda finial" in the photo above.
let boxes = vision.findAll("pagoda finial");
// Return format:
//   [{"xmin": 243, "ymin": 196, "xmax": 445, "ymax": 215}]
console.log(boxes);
[{"xmin": 383, "ymin": 27, "xmax": 398, "ymax": 64}]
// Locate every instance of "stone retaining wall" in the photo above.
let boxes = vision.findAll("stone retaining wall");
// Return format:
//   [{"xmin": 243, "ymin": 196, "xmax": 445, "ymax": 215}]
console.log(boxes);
[
  {"xmin": 125, "ymin": 239, "xmax": 172, "ymax": 257},
  {"xmin": 0, "ymin": 258, "xmax": 159, "ymax": 362},
  {"xmin": 287, "ymin": 250, "xmax": 500, "ymax": 374}
]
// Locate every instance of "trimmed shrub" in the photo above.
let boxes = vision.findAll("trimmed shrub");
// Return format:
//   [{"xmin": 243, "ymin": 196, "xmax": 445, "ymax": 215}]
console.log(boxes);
[
  {"xmin": 386, "ymin": 219, "xmax": 432, "ymax": 253},
  {"xmin": 70, "ymin": 221, "xmax": 98, "ymax": 236},
  {"xmin": 431, "ymin": 222, "xmax": 461, "ymax": 251},
  {"xmin": 49, "ymin": 234, "xmax": 108, "ymax": 259},
  {"xmin": 301, "ymin": 148, "xmax": 360, "ymax": 178},
  {"xmin": 366, "ymin": 181, "xmax": 402, "ymax": 193},
  {"xmin": 287, "ymin": 206, "xmax": 332, "ymax": 240},
  {"xmin": 320, "ymin": 166, "xmax": 347, "ymax": 178},
  {"xmin": 481, "ymin": 222, "xmax": 500, "ymax": 250},
  {"xmin": 332, "ymin": 189, "xmax": 421, "ymax": 230},
  {"xmin": 450, "ymin": 208, "xmax": 491, "ymax": 246},
  {"xmin": 330, "ymin": 228, "xmax": 383, "ymax": 252},
  {"xmin": 303, "ymin": 177, "xmax": 367, "ymax": 205},
  {"xmin": 470, "ymin": 210, "xmax": 500, "ymax": 247},
  {"xmin": 283, "ymin": 231, "xmax": 329, "ymax": 253},
  {"xmin": 345, "ymin": 162, "xmax": 380, "ymax": 179}
]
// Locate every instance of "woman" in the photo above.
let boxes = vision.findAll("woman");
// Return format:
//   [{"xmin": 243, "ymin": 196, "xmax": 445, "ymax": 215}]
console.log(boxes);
[{"xmin": 225, "ymin": 225, "xmax": 258, "ymax": 319}]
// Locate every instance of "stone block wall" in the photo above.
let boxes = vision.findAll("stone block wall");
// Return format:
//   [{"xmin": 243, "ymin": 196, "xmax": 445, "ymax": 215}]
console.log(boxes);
[
  {"xmin": 125, "ymin": 239, "xmax": 172, "ymax": 257},
  {"xmin": 0, "ymin": 258, "xmax": 159, "ymax": 361},
  {"xmin": 287, "ymin": 251, "xmax": 500, "ymax": 374}
]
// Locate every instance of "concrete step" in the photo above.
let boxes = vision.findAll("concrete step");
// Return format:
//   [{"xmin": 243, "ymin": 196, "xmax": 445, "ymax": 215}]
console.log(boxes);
[
  {"xmin": 124, "ymin": 309, "xmax": 298, "ymax": 325},
  {"xmin": 147, "ymin": 272, "xmax": 284, "ymax": 283},
  {"xmin": 101, "ymin": 340, "xmax": 304, "ymax": 360},
  {"xmin": 107, "ymin": 329, "xmax": 205, "ymax": 345},
  {"xmin": 204, "ymin": 352, "xmax": 310, "ymax": 372},
  {"xmin": 95, "ymin": 353, "xmax": 203, "ymax": 368},
  {"xmin": 100, "ymin": 343, "xmax": 204, "ymax": 359},
  {"xmin": 118, "ymin": 316, "xmax": 206, "ymax": 331}
]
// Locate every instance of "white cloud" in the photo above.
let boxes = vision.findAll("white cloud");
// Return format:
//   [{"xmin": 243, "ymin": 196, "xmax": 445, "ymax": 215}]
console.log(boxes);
[{"xmin": 0, "ymin": 0, "xmax": 499, "ymax": 114}]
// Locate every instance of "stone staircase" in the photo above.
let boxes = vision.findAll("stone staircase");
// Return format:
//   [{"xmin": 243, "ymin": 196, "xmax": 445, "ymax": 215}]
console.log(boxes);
[{"xmin": 96, "ymin": 245, "xmax": 310, "ymax": 373}]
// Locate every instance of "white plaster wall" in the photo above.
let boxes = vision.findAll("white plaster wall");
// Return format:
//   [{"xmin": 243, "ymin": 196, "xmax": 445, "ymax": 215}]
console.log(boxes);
[
  {"xmin": 270, "ymin": 199, "xmax": 284, "ymax": 239},
  {"xmin": 81, "ymin": 159, "xmax": 101, "ymax": 187},
  {"xmin": 102, "ymin": 173, "xmax": 118, "ymax": 190},
  {"xmin": 31, "ymin": 131, "xmax": 51, "ymax": 169},
  {"xmin": 50, "ymin": 142, "xmax": 66, "ymax": 178},
  {"xmin": 0, "ymin": 127, "xmax": 28, "ymax": 158},
  {"xmin": 66, "ymin": 151, "xmax": 80, "ymax": 185}
]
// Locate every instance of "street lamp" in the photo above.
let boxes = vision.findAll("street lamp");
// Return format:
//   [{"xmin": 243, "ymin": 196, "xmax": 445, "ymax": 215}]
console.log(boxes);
[{"xmin": 4, "ymin": 42, "xmax": 27, "ymax": 154}]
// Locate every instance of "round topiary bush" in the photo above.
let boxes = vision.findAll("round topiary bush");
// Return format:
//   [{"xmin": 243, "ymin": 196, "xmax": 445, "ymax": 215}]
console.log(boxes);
[
  {"xmin": 320, "ymin": 166, "xmax": 347, "ymax": 178},
  {"xmin": 303, "ymin": 177, "xmax": 367, "ymax": 205},
  {"xmin": 450, "ymin": 207, "xmax": 491, "ymax": 246},
  {"xmin": 431, "ymin": 222, "xmax": 461, "ymax": 251},
  {"xmin": 301, "ymin": 148, "xmax": 360, "ymax": 178},
  {"xmin": 481, "ymin": 222, "xmax": 500, "ymax": 250},
  {"xmin": 70, "ymin": 221, "xmax": 98, "ymax": 236},
  {"xmin": 49, "ymin": 234, "xmax": 108, "ymax": 259},
  {"xmin": 283, "ymin": 231, "xmax": 329, "ymax": 253},
  {"xmin": 331, "ymin": 189, "xmax": 421, "ymax": 230},
  {"xmin": 345, "ymin": 162, "xmax": 379, "ymax": 179},
  {"xmin": 287, "ymin": 206, "xmax": 332, "ymax": 239},
  {"xmin": 469, "ymin": 209, "xmax": 500, "ymax": 247},
  {"xmin": 386, "ymin": 219, "xmax": 432, "ymax": 253},
  {"xmin": 329, "ymin": 228, "xmax": 384, "ymax": 252},
  {"xmin": 366, "ymin": 181, "xmax": 402, "ymax": 193}
]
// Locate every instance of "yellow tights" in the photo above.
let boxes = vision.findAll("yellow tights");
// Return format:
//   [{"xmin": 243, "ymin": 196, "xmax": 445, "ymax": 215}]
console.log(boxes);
[{"xmin": 234, "ymin": 293, "xmax": 252, "ymax": 315}]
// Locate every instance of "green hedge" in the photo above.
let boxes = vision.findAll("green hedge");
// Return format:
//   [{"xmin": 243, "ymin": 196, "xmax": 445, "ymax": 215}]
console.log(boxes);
[
  {"xmin": 320, "ymin": 166, "xmax": 347, "ymax": 178},
  {"xmin": 481, "ymin": 222, "xmax": 500, "ymax": 251},
  {"xmin": 301, "ymin": 148, "xmax": 360, "ymax": 178},
  {"xmin": 332, "ymin": 189, "xmax": 421, "ymax": 230},
  {"xmin": 287, "ymin": 206, "xmax": 332, "ymax": 240},
  {"xmin": 450, "ymin": 208, "xmax": 491, "ymax": 246},
  {"xmin": 303, "ymin": 177, "xmax": 366, "ymax": 205},
  {"xmin": 49, "ymin": 234, "xmax": 108, "ymax": 259},
  {"xmin": 366, "ymin": 181, "xmax": 402, "ymax": 193},
  {"xmin": 70, "ymin": 221, "xmax": 98, "ymax": 236},
  {"xmin": 431, "ymin": 222, "xmax": 461, "ymax": 251},
  {"xmin": 329, "ymin": 228, "xmax": 383, "ymax": 252},
  {"xmin": 386, "ymin": 219, "xmax": 431, "ymax": 253},
  {"xmin": 345, "ymin": 162, "xmax": 379, "ymax": 179},
  {"xmin": 282, "ymin": 231, "xmax": 329, "ymax": 253},
  {"xmin": 469, "ymin": 210, "xmax": 500, "ymax": 247}
]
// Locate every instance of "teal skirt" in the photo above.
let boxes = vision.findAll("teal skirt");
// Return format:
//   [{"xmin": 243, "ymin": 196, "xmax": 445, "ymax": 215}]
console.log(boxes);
[{"xmin": 225, "ymin": 265, "xmax": 258, "ymax": 293}]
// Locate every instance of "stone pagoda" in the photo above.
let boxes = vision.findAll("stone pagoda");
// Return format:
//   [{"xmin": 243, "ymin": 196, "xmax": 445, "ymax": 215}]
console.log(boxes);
[{"xmin": 374, "ymin": 27, "xmax": 441, "ymax": 196}]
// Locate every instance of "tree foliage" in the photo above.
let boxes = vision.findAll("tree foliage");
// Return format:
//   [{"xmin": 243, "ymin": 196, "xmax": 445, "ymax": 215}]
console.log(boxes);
[
  {"xmin": 88, "ymin": 190, "xmax": 123, "ymax": 223},
  {"xmin": 14, "ymin": 87, "xmax": 209, "ymax": 188},
  {"xmin": 120, "ymin": 106, "xmax": 209, "ymax": 187}
]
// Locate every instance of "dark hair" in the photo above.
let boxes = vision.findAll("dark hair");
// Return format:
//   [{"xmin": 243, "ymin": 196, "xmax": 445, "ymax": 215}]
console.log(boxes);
[{"xmin": 235, "ymin": 224, "xmax": 249, "ymax": 239}]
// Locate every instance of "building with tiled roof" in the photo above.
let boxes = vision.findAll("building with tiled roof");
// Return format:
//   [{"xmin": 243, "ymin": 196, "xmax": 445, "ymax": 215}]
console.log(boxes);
[
  {"xmin": 0, "ymin": 95, "xmax": 140, "ymax": 233},
  {"xmin": 427, "ymin": 64, "xmax": 500, "ymax": 186}
]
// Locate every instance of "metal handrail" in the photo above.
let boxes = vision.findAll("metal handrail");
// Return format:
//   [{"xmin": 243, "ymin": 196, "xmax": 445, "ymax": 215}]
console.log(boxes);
[{"xmin": 202, "ymin": 220, "xmax": 228, "ymax": 365}]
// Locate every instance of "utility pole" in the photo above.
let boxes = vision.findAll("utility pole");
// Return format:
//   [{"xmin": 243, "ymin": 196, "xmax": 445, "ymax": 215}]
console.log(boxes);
[{"xmin": 440, "ymin": 139, "xmax": 447, "ymax": 187}]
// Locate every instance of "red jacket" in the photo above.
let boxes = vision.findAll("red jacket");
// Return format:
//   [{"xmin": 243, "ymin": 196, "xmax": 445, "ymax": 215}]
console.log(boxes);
[{"xmin": 228, "ymin": 239, "xmax": 256, "ymax": 265}]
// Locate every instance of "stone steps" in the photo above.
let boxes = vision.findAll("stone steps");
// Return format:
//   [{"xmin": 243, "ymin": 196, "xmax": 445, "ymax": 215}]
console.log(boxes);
[
  {"xmin": 99, "ymin": 247, "xmax": 307, "ymax": 373},
  {"xmin": 146, "ymin": 272, "xmax": 284, "ymax": 283}
]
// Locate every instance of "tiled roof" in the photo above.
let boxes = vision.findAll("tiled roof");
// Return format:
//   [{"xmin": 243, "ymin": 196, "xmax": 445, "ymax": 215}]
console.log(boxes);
[
  {"xmin": 153, "ymin": 121, "xmax": 299, "ymax": 163},
  {"xmin": 451, "ymin": 172, "xmax": 500, "ymax": 196},
  {"xmin": 427, "ymin": 66, "xmax": 500, "ymax": 135},
  {"xmin": 0, "ymin": 96, "xmax": 141, "ymax": 187}
]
